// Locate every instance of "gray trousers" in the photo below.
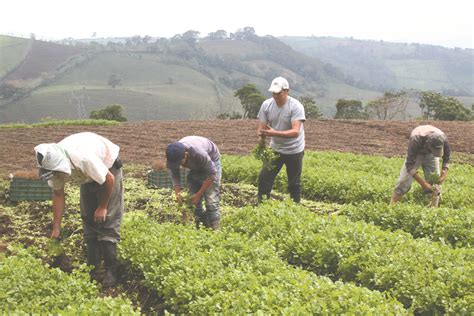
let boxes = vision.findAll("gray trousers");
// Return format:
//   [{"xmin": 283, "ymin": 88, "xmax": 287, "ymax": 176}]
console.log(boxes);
[
  {"xmin": 80, "ymin": 165, "xmax": 124, "ymax": 243},
  {"xmin": 394, "ymin": 154, "xmax": 440, "ymax": 196}
]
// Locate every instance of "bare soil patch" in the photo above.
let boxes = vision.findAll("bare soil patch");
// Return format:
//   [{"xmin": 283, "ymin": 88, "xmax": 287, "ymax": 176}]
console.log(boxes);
[{"xmin": 0, "ymin": 119, "xmax": 472, "ymax": 173}]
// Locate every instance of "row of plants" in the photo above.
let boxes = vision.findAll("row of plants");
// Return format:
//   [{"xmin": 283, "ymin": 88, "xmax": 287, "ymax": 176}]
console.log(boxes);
[
  {"xmin": 119, "ymin": 212, "xmax": 407, "ymax": 314},
  {"xmin": 0, "ymin": 119, "xmax": 119, "ymax": 129},
  {"xmin": 339, "ymin": 201, "xmax": 473, "ymax": 248},
  {"xmin": 222, "ymin": 151, "xmax": 474, "ymax": 208},
  {"xmin": 0, "ymin": 247, "xmax": 138, "ymax": 314},
  {"xmin": 223, "ymin": 201, "xmax": 474, "ymax": 314}
]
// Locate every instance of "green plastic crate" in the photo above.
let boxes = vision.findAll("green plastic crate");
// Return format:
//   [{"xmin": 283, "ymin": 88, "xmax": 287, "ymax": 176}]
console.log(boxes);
[
  {"xmin": 147, "ymin": 169, "xmax": 188, "ymax": 189},
  {"xmin": 10, "ymin": 178, "xmax": 52, "ymax": 201}
]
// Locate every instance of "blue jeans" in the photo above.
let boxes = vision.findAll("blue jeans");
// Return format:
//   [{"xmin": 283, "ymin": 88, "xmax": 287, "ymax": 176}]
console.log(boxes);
[{"xmin": 187, "ymin": 159, "xmax": 221, "ymax": 224}]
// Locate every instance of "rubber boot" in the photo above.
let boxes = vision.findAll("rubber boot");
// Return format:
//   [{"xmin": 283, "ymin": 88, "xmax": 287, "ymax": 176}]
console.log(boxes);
[
  {"xmin": 101, "ymin": 241, "xmax": 118, "ymax": 287},
  {"xmin": 390, "ymin": 191, "xmax": 402, "ymax": 204},
  {"xmin": 86, "ymin": 239, "xmax": 101, "ymax": 281}
]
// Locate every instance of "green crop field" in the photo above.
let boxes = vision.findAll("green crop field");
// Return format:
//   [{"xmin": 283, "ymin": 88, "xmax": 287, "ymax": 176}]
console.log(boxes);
[{"xmin": 1, "ymin": 150, "xmax": 473, "ymax": 314}]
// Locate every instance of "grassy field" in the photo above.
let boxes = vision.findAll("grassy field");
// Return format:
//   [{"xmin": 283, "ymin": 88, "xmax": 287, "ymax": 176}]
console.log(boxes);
[
  {"xmin": 0, "ymin": 35, "xmax": 31, "ymax": 77},
  {"xmin": 385, "ymin": 59, "xmax": 453, "ymax": 90},
  {"xmin": 0, "ymin": 52, "xmax": 244, "ymax": 123}
]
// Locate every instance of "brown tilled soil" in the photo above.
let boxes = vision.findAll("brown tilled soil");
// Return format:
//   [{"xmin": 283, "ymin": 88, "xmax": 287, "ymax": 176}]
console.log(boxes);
[{"xmin": 0, "ymin": 119, "xmax": 473, "ymax": 173}]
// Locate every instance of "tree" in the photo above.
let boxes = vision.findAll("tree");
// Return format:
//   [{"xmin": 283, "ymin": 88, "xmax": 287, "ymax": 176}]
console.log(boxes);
[
  {"xmin": 108, "ymin": 75, "xmax": 122, "ymax": 88},
  {"xmin": 419, "ymin": 91, "xmax": 472, "ymax": 121},
  {"xmin": 334, "ymin": 99, "xmax": 368, "ymax": 119},
  {"xmin": 182, "ymin": 30, "xmax": 200, "ymax": 44},
  {"xmin": 90, "ymin": 104, "xmax": 127, "ymax": 122},
  {"xmin": 207, "ymin": 30, "xmax": 228, "ymax": 40},
  {"xmin": 418, "ymin": 91, "xmax": 440, "ymax": 119},
  {"xmin": 216, "ymin": 111, "xmax": 241, "ymax": 119},
  {"xmin": 299, "ymin": 96, "xmax": 322, "ymax": 119},
  {"xmin": 234, "ymin": 84, "xmax": 265, "ymax": 119},
  {"xmin": 365, "ymin": 90, "xmax": 409, "ymax": 120},
  {"xmin": 234, "ymin": 26, "xmax": 256, "ymax": 40}
]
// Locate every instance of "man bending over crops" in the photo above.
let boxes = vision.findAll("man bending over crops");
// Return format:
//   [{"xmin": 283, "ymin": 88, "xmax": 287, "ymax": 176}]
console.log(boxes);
[
  {"xmin": 257, "ymin": 76, "xmax": 306, "ymax": 203},
  {"xmin": 34, "ymin": 132, "xmax": 123, "ymax": 287},
  {"xmin": 166, "ymin": 136, "xmax": 221, "ymax": 230},
  {"xmin": 391, "ymin": 125, "xmax": 450, "ymax": 203}
]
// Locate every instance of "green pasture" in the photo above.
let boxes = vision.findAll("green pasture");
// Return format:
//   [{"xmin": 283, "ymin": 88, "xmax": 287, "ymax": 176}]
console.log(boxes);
[
  {"xmin": 0, "ymin": 52, "xmax": 244, "ymax": 122},
  {"xmin": 0, "ymin": 35, "xmax": 31, "ymax": 78}
]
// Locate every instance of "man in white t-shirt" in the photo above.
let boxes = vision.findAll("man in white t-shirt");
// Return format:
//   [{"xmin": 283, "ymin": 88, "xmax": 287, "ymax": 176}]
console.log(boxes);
[
  {"xmin": 257, "ymin": 76, "xmax": 306, "ymax": 203},
  {"xmin": 34, "ymin": 132, "xmax": 123, "ymax": 287}
]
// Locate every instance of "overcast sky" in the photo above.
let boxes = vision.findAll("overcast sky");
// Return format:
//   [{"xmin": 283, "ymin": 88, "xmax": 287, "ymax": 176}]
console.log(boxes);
[{"xmin": 1, "ymin": 0, "xmax": 472, "ymax": 49}]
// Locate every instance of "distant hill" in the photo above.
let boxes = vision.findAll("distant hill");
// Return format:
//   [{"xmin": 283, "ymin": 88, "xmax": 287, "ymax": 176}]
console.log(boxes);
[
  {"xmin": 1, "ymin": 32, "xmax": 472, "ymax": 123},
  {"xmin": 280, "ymin": 36, "xmax": 474, "ymax": 96}
]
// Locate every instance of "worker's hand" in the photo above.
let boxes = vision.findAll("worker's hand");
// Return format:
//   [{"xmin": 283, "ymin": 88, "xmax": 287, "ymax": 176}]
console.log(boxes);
[
  {"xmin": 439, "ymin": 169, "xmax": 448, "ymax": 183},
  {"xmin": 94, "ymin": 207, "xmax": 108, "ymax": 223},
  {"xmin": 421, "ymin": 181, "xmax": 432, "ymax": 192},
  {"xmin": 190, "ymin": 194, "xmax": 201, "ymax": 206},
  {"xmin": 51, "ymin": 228, "xmax": 60, "ymax": 239},
  {"xmin": 176, "ymin": 193, "xmax": 183, "ymax": 204},
  {"xmin": 260, "ymin": 126, "xmax": 275, "ymax": 137}
]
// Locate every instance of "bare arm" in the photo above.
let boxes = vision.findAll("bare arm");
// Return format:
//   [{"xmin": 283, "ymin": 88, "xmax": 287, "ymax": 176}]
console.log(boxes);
[
  {"xmin": 94, "ymin": 171, "xmax": 114, "ymax": 223},
  {"xmin": 413, "ymin": 172, "xmax": 431, "ymax": 191},
  {"xmin": 257, "ymin": 122, "xmax": 268, "ymax": 144},
  {"xmin": 174, "ymin": 185, "xmax": 183, "ymax": 203},
  {"xmin": 191, "ymin": 176, "xmax": 213, "ymax": 205},
  {"xmin": 260, "ymin": 120, "xmax": 303, "ymax": 138},
  {"xmin": 439, "ymin": 168, "xmax": 448, "ymax": 183},
  {"xmin": 51, "ymin": 188, "xmax": 65, "ymax": 239}
]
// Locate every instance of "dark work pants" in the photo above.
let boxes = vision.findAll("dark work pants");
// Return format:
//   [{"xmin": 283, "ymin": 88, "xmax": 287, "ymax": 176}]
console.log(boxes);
[{"xmin": 258, "ymin": 151, "xmax": 304, "ymax": 203}]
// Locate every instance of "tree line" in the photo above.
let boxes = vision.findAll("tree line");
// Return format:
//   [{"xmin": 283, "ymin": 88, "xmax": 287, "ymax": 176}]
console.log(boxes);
[{"xmin": 218, "ymin": 84, "xmax": 472, "ymax": 121}]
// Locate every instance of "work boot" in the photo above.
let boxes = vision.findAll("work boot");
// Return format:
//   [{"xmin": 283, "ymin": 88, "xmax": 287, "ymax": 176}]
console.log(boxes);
[
  {"xmin": 86, "ymin": 239, "xmax": 101, "ymax": 281},
  {"xmin": 101, "ymin": 241, "xmax": 118, "ymax": 287},
  {"xmin": 390, "ymin": 191, "xmax": 402, "ymax": 204}
]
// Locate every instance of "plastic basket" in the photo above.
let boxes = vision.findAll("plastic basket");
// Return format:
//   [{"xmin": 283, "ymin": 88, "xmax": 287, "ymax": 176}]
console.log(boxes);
[
  {"xmin": 10, "ymin": 178, "xmax": 52, "ymax": 201},
  {"xmin": 147, "ymin": 169, "xmax": 188, "ymax": 189}
]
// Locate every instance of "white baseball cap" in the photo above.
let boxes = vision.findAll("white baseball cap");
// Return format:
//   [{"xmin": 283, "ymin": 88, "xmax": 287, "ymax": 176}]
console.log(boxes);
[{"xmin": 268, "ymin": 76, "xmax": 289, "ymax": 93}]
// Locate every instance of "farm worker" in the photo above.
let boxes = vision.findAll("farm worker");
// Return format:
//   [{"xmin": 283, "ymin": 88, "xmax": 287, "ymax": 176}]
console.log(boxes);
[
  {"xmin": 391, "ymin": 125, "xmax": 451, "ymax": 203},
  {"xmin": 257, "ymin": 76, "xmax": 306, "ymax": 203},
  {"xmin": 34, "ymin": 132, "xmax": 123, "ymax": 287},
  {"xmin": 166, "ymin": 136, "xmax": 221, "ymax": 230}
]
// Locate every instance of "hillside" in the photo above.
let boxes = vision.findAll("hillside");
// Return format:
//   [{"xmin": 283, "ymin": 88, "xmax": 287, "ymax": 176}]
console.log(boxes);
[
  {"xmin": 280, "ymin": 36, "xmax": 474, "ymax": 96},
  {"xmin": 0, "ymin": 36, "xmax": 32, "ymax": 78},
  {"xmin": 1, "ymin": 33, "xmax": 472, "ymax": 123}
]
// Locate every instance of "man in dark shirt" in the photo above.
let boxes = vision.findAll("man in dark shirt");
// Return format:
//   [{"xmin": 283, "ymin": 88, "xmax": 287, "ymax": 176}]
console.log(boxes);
[
  {"xmin": 391, "ymin": 125, "xmax": 450, "ymax": 203},
  {"xmin": 166, "ymin": 136, "xmax": 221, "ymax": 229}
]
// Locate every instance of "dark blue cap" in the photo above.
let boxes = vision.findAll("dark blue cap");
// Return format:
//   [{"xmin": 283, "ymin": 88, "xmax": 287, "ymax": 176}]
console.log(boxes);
[{"xmin": 166, "ymin": 141, "xmax": 185, "ymax": 169}]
